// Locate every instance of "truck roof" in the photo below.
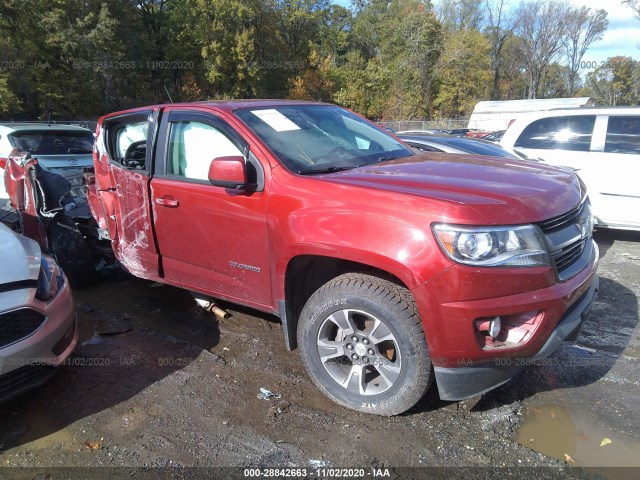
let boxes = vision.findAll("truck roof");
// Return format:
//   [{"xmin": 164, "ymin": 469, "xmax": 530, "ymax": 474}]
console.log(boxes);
[{"xmin": 99, "ymin": 99, "xmax": 332, "ymax": 120}]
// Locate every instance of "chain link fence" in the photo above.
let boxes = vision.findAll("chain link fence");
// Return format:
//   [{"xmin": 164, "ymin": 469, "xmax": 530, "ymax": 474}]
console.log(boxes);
[{"xmin": 377, "ymin": 119, "xmax": 469, "ymax": 132}]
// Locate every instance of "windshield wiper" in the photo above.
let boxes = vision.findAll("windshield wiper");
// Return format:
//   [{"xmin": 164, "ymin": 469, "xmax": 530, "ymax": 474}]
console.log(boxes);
[
  {"xmin": 297, "ymin": 152, "xmax": 410, "ymax": 175},
  {"xmin": 375, "ymin": 154, "xmax": 406, "ymax": 163},
  {"xmin": 297, "ymin": 165, "xmax": 357, "ymax": 175}
]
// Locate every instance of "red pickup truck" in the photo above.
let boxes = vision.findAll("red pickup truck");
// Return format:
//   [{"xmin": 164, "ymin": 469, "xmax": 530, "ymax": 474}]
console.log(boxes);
[{"xmin": 88, "ymin": 100, "xmax": 598, "ymax": 415}]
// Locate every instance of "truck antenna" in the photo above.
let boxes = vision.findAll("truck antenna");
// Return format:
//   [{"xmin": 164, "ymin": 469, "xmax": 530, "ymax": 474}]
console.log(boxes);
[{"xmin": 163, "ymin": 84, "xmax": 174, "ymax": 103}]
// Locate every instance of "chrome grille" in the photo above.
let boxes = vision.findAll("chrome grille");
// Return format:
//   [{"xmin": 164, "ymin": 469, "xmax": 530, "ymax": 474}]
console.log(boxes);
[
  {"xmin": 553, "ymin": 238, "xmax": 587, "ymax": 271},
  {"xmin": 539, "ymin": 202, "xmax": 585, "ymax": 233},
  {"xmin": 538, "ymin": 200, "xmax": 593, "ymax": 281},
  {"xmin": 0, "ymin": 308, "xmax": 46, "ymax": 348}
]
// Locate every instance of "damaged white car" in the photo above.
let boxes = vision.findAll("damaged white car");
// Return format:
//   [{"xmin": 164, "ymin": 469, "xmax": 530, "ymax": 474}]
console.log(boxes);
[{"xmin": 0, "ymin": 223, "xmax": 77, "ymax": 403}]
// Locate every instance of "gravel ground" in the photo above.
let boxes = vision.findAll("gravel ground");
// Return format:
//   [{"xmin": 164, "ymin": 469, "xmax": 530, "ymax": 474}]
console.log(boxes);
[{"xmin": 0, "ymin": 228, "xmax": 638, "ymax": 479}]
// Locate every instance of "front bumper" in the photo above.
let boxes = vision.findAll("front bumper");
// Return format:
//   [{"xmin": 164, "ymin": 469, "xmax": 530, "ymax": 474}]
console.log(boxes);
[
  {"xmin": 434, "ymin": 275, "xmax": 599, "ymax": 400},
  {"xmin": 0, "ymin": 278, "xmax": 78, "ymax": 404}
]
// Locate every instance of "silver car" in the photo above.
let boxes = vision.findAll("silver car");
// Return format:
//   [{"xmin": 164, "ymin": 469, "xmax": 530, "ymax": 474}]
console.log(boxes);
[
  {"xmin": 398, "ymin": 133, "xmax": 521, "ymax": 158},
  {"xmin": 0, "ymin": 123, "xmax": 94, "ymax": 199},
  {"xmin": 0, "ymin": 223, "xmax": 77, "ymax": 403}
]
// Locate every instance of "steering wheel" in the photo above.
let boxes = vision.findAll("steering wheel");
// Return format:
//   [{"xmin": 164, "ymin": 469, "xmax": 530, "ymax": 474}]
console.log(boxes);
[
  {"xmin": 123, "ymin": 140, "xmax": 146, "ymax": 168},
  {"xmin": 315, "ymin": 146, "xmax": 352, "ymax": 164},
  {"xmin": 368, "ymin": 141, "xmax": 384, "ymax": 153},
  {"xmin": 325, "ymin": 146, "xmax": 348, "ymax": 157}
]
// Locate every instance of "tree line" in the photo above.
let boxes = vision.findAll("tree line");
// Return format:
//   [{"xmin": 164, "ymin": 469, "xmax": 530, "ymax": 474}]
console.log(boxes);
[{"xmin": 0, "ymin": 0, "xmax": 638, "ymax": 122}]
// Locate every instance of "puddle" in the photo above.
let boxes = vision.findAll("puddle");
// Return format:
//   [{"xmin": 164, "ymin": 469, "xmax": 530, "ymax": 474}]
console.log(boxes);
[
  {"xmin": 621, "ymin": 345, "xmax": 640, "ymax": 359},
  {"xmin": 517, "ymin": 404, "xmax": 640, "ymax": 478},
  {"xmin": 81, "ymin": 333, "xmax": 103, "ymax": 346}
]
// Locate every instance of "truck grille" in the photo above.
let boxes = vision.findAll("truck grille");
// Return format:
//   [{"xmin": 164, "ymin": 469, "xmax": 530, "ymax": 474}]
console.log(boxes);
[
  {"xmin": 538, "ymin": 200, "xmax": 593, "ymax": 281},
  {"xmin": 0, "ymin": 308, "xmax": 46, "ymax": 348},
  {"xmin": 539, "ymin": 202, "xmax": 585, "ymax": 233},
  {"xmin": 554, "ymin": 238, "xmax": 587, "ymax": 271}
]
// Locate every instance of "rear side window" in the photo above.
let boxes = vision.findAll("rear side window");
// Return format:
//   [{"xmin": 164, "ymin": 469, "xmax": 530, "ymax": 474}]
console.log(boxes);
[
  {"xmin": 104, "ymin": 113, "xmax": 150, "ymax": 170},
  {"xmin": 115, "ymin": 121, "xmax": 147, "ymax": 158},
  {"xmin": 604, "ymin": 116, "xmax": 640, "ymax": 154},
  {"xmin": 514, "ymin": 115, "xmax": 596, "ymax": 152}
]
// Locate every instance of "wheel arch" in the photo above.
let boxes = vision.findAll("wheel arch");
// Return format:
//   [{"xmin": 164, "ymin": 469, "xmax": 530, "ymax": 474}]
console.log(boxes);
[{"xmin": 281, "ymin": 254, "xmax": 415, "ymax": 350}]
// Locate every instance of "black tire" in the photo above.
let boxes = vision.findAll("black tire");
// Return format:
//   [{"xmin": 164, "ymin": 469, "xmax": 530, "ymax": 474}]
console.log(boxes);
[
  {"xmin": 297, "ymin": 273, "xmax": 432, "ymax": 416},
  {"xmin": 48, "ymin": 218, "xmax": 97, "ymax": 288}
]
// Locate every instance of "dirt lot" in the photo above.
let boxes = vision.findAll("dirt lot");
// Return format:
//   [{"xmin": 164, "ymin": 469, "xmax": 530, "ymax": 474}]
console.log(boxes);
[{"xmin": 0, "ymin": 229, "xmax": 639, "ymax": 478}]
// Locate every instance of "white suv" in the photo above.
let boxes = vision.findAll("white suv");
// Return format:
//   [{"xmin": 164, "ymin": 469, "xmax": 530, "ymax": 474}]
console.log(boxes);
[{"xmin": 501, "ymin": 108, "xmax": 640, "ymax": 231}]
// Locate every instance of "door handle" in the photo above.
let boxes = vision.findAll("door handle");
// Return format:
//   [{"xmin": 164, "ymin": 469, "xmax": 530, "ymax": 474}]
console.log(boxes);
[{"xmin": 155, "ymin": 196, "xmax": 179, "ymax": 207}]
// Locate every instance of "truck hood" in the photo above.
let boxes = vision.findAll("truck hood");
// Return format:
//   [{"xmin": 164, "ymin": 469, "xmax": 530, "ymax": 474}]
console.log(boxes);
[{"xmin": 322, "ymin": 152, "xmax": 585, "ymax": 224}]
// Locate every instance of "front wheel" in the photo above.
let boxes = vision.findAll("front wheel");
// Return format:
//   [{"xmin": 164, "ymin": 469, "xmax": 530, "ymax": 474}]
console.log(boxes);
[{"xmin": 297, "ymin": 273, "xmax": 432, "ymax": 416}]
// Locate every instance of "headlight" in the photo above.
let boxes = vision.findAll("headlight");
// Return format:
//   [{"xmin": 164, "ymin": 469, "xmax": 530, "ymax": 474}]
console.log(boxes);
[
  {"xmin": 36, "ymin": 254, "xmax": 64, "ymax": 301},
  {"xmin": 432, "ymin": 224, "xmax": 549, "ymax": 267}
]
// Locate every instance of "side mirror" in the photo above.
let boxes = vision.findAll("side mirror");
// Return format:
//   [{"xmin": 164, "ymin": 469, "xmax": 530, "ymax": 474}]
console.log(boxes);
[{"xmin": 208, "ymin": 156, "xmax": 256, "ymax": 190}]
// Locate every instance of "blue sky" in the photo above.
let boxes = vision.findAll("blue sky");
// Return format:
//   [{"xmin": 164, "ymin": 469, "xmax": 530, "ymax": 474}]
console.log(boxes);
[
  {"xmin": 332, "ymin": 0, "xmax": 640, "ymax": 65},
  {"xmin": 576, "ymin": 0, "xmax": 640, "ymax": 63}
]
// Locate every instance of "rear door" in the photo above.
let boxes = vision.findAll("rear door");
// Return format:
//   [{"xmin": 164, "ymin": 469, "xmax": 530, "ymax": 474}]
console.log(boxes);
[
  {"xmin": 587, "ymin": 115, "xmax": 640, "ymax": 228},
  {"xmin": 93, "ymin": 110, "xmax": 161, "ymax": 278},
  {"xmin": 150, "ymin": 109, "xmax": 271, "ymax": 308}
]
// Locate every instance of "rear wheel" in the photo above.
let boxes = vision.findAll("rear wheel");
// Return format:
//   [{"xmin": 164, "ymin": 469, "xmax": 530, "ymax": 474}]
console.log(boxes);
[
  {"xmin": 48, "ymin": 218, "xmax": 97, "ymax": 288},
  {"xmin": 298, "ymin": 273, "xmax": 432, "ymax": 416}
]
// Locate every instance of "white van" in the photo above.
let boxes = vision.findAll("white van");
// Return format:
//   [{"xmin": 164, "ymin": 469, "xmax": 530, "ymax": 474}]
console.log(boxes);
[
  {"xmin": 468, "ymin": 98, "xmax": 593, "ymax": 132},
  {"xmin": 501, "ymin": 108, "xmax": 640, "ymax": 231}
]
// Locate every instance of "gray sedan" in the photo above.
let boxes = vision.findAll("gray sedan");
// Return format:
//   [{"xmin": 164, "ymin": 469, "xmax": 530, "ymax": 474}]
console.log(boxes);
[
  {"xmin": 398, "ymin": 133, "xmax": 521, "ymax": 159},
  {"xmin": 0, "ymin": 223, "xmax": 77, "ymax": 403}
]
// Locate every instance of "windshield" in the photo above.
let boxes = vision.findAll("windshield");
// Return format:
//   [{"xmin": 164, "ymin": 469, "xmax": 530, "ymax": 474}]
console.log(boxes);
[
  {"xmin": 9, "ymin": 130, "xmax": 94, "ymax": 155},
  {"xmin": 235, "ymin": 105, "xmax": 413, "ymax": 173}
]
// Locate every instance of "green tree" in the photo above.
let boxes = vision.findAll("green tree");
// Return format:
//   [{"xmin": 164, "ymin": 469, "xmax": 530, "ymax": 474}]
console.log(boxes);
[
  {"xmin": 484, "ymin": 0, "xmax": 518, "ymax": 100},
  {"xmin": 538, "ymin": 62, "xmax": 570, "ymax": 98},
  {"xmin": 514, "ymin": 0, "xmax": 569, "ymax": 98},
  {"xmin": 562, "ymin": 7, "xmax": 608, "ymax": 96},
  {"xmin": 432, "ymin": 29, "xmax": 491, "ymax": 117},
  {"xmin": 435, "ymin": 0, "xmax": 484, "ymax": 32},
  {"xmin": 333, "ymin": 0, "xmax": 442, "ymax": 119},
  {"xmin": 0, "ymin": 72, "xmax": 21, "ymax": 115},
  {"xmin": 332, "ymin": 53, "xmax": 391, "ymax": 119},
  {"xmin": 582, "ymin": 56, "xmax": 640, "ymax": 106},
  {"xmin": 622, "ymin": 0, "xmax": 640, "ymax": 17},
  {"xmin": 380, "ymin": 0, "xmax": 442, "ymax": 118}
]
